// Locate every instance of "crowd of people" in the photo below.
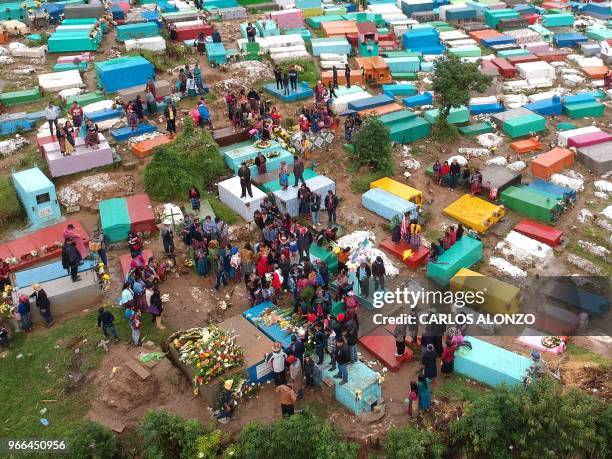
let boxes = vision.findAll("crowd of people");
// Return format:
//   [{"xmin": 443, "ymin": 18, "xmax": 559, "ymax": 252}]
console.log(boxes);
[{"xmin": 432, "ymin": 159, "xmax": 483, "ymax": 195}]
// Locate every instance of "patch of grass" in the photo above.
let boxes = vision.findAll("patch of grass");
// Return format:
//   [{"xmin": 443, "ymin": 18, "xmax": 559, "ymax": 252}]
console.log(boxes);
[
  {"xmin": 0, "ymin": 175, "xmax": 22, "ymax": 228},
  {"xmin": 436, "ymin": 375, "xmax": 486, "ymax": 404},
  {"xmin": 203, "ymin": 192, "xmax": 240, "ymax": 225},
  {"xmin": 565, "ymin": 344, "xmax": 612, "ymax": 369},
  {"xmin": 131, "ymin": 41, "xmax": 189, "ymax": 73},
  {"xmin": 425, "ymin": 229, "xmax": 440, "ymax": 242},
  {"xmin": 0, "ymin": 310, "xmax": 174, "ymax": 440},
  {"xmin": 432, "ymin": 122, "xmax": 459, "ymax": 143},
  {"xmin": 350, "ymin": 170, "xmax": 386, "ymax": 193},
  {"xmin": 238, "ymin": 0, "xmax": 271, "ymax": 4},
  {"xmin": 275, "ymin": 58, "xmax": 320, "ymax": 86},
  {"xmin": 566, "ymin": 242, "xmax": 611, "ymax": 276}
]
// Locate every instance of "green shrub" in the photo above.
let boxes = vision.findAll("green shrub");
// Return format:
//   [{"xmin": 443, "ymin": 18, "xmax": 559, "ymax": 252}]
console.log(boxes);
[
  {"xmin": 449, "ymin": 378, "xmax": 610, "ymax": 458},
  {"xmin": 144, "ymin": 119, "xmax": 229, "ymax": 201},
  {"xmin": 352, "ymin": 117, "xmax": 393, "ymax": 174},
  {"xmin": 67, "ymin": 422, "xmax": 121, "ymax": 459},
  {"xmin": 196, "ymin": 430, "xmax": 227, "ymax": 459},
  {"xmin": 140, "ymin": 410, "xmax": 205, "ymax": 459},
  {"xmin": 233, "ymin": 409, "xmax": 358, "ymax": 459},
  {"xmin": 383, "ymin": 425, "xmax": 445, "ymax": 459},
  {"xmin": 0, "ymin": 175, "xmax": 22, "ymax": 227}
]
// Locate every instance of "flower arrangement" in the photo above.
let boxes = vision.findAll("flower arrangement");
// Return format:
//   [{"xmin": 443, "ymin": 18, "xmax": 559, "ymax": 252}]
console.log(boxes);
[
  {"xmin": 254, "ymin": 307, "xmax": 305, "ymax": 336},
  {"xmin": 267, "ymin": 150, "xmax": 280, "ymax": 159},
  {"xmin": 172, "ymin": 326, "xmax": 245, "ymax": 388},
  {"xmin": 254, "ymin": 140, "xmax": 271, "ymax": 149},
  {"xmin": 0, "ymin": 285, "xmax": 14, "ymax": 319},
  {"xmin": 5, "ymin": 257, "xmax": 19, "ymax": 266}
]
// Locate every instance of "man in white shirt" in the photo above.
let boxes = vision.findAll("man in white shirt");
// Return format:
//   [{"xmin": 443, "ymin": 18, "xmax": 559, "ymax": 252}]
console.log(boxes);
[{"xmin": 45, "ymin": 102, "xmax": 60, "ymax": 136}]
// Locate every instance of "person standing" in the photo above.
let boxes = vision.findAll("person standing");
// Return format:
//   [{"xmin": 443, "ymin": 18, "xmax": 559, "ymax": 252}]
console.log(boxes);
[
  {"xmin": 417, "ymin": 375, "xmax": 431, "ymax": 411},
  {"xmin": 45, "ymin": 102, "xmax": 59, "ymax": 136},
  {"xmin": 69, "ymin": 101, "xmax": 83, "ymax": 129},
  {"xmin": 293, "ymin": 155, "xmax": 306, "ymax": 187},
  {"xmin": 148, "ymin": 286, "xmax": 166, "ymax": 330},
  {"xmin": 332, "ymin": 65, "xmax": 339, "ymax": 89},
  {"xmin": 214, "ymin": 252, "xmax": 228, "ymax": 291},
  {"xmin": 372, "ymin": 256, "xmax": 386, "ymax": 292},
  {"xmin": 288, "ymin": 65, "xmax": 298, "ymax": 92},
  {"xmin": 63, "ymin": 223, "xmax": 88, "ymax": 260},
  {"xmin": 216, "ymin": 380, "xmax": 235, "ymax": 423},
  {"xmin": 97, "ymin": 307, "xmax": 119, "ymax": 341},
  {"xmin": 246, "ymin": 22, "xmax": 256, "ymax": 42},
  {"xmin": 276, "ymin": 382, "xmax": 297, "ymax": 417},
  {"xmin": 30, "ymin": 283, "xmax": 53, "ymax": 327},
  {"xmin": 449, "ymin": 158, "xmax": 461, "ymax": 190},
  {"xmin": 161, "ymin": 223, "xmax": 174, "ymax": 255},
  {"xmin": 17, "ymin": 294, "xmax": 33, "ymax": 332},
  {"xmin": 61, "ymin": 238, "xmax": 82, "ymax": 282},
  {"xmin": 90, "ymin": 227, "xmax": 107, "ymax": 266},
  {"xmin": 421, "ymin": 343, "xmax": 438, "ymax": 380},
  {"xmin": 145, "ymin": 89, "xmax": 157, "ymax": 115},
  {"xmin": 314, "ymin": 322, "xmax": 327, "ymax": 365},
  {"xmin": 297, "ymin": 226, "xmax": 312, "ymax": 262},
  {"xmin": 441, "ymin": 337, "xmax": 456, "ymax": 378},
  {"xmin": 127, "ymin": 231, "xmax": 143, "ymax": 258},
  {"xmin": 254, "ymin": 151, "xmax": 267, "ymax": 175},
  {"xmin": 274, "ymin": 65, "xmax": 283, "ymax": 90},
  {"xmin": 310, "ymin": 192, "xmax": 321, "ymax": 227},
  {"xmin": 129, "ymin": 309, "xmax": 142, "ymax": 346},
  {"xmin": 407, "ymin": 381, "xmax": 418, "ymax": 417},
  {"xmin": 164, "ymin": 102, "xmax": 177, "ymax": 137},
  {"xmin": 238, "ymin": 161, "xmax": 253, "ymax": 199},
  {"xmin": 193, "ymin": 63, "xmax": 205, "ymax": 94},
  {"xmin": 145, "ymin": 77, "xmax": 156, "ymax": 98},
  {"xmin": 334, "ymin": 338, "xmax": 350, "ymax": 385},
  {"xmin": 324, "ymin": 190, "xmax": 338, "ymax": 225},
  {"xmin": 266, "ymin": 341, "xmax": 287, "ymax": 386},
  {"xmin": 345, "ymin": 317, "xmax": 359, "ymax": 363},
  {"xmin": 344, "ymin": 64, "xmax": 351, "ymax": 88},
  {"xmin": 287, "ymin": 355, "xmax": 303, "ymax": 399},
  {"xmin": 393, "ymin": 321, "xmax": 408, "ymax": 358},
  {"xmin": 357, "ymin": 260, "xmax": 371, "ymax": 297}
]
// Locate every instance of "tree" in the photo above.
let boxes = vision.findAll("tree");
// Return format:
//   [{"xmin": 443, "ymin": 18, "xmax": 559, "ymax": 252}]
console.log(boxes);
[
  {"xmin": 449, "ymin": 378, "xmax": 610, "ymax": 458},
  {"xmin": 143, "ymin": 119, "xmax": 229, "ymax": 201},
  {"xmin": 352, "ymin": 116, "xmax": 393, "ymax": 174},
  {"xmin": 431, "ymin": 54, "xmax": 492, "ymax": 126},
  {"xmin": 383, "ymin": 425, "xmax": 445, "ymax": 459}
]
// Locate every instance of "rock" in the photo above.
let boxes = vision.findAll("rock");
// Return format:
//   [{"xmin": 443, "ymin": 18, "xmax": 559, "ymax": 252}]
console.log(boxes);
[
  {"xmin": 567, "ymin": 254, "xmax": 604, "ymax": 275},
  {"xmin": 577, "ymin": 209, "xmax": 594, "ymax": 223},
  {"xmin": 143, "ymin": 340, "xmax": 156, "ymax": 349}
]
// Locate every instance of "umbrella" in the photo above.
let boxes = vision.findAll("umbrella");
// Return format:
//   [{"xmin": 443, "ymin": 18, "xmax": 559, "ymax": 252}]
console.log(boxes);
[{"xmin": 339, "ymin": 109, "xmax": 357, "ymax": 116}]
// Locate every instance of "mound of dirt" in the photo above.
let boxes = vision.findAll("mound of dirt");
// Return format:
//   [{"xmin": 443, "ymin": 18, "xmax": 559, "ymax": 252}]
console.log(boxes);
[
  {"xmin": 98, "ymin": 364, "xmax": 160, "ymax": 414},
  {"xmin": 561, "ymin": 363, "xmax": 612, "ymax": 402}
]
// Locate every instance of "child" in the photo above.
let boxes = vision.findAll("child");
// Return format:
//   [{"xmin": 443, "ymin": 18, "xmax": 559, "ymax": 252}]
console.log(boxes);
[
  {"xmin": 301, "ymin": 135, "xmax": 312, "ymax": 160},
  {"xmin": 130, "ymin": 310, "xmax": 142, "ymax": 346},
  {"xmin": 279, "ymin": 161, "xmax": 289, "ymax": 191},
  {"xmin": 407, "ymin": 381, "xmax": 418, "ymax": 416},
  {"xmin": 303, "ymin": 355, "xmax": 315, "ymax": 388}
]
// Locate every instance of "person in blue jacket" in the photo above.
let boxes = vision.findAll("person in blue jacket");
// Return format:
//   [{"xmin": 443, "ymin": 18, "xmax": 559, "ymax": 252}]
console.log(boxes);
[{"xmin": 197, "ymin": 99, "xmax": 211, "ymax": 128}]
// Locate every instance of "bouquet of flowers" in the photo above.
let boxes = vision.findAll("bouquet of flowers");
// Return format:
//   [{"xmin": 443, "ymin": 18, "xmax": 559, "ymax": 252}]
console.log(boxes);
[
  {"xmin": 0, "ymin": 285, "xmax": 14, "ymax": 319},
  {"xmin": 254, "ymin": 140, "xmax": 271, "ymax": 149},
  {"xmin": 255, "ymin": 307, "xmax": 305, "ymax": 335},
  {"xmin": 267, "ymin": 150, "xmax": 280, "ymax": 159},
  {"xmin": 172, "ymin": 326, "xmax": 244, "ymax": 388}
]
